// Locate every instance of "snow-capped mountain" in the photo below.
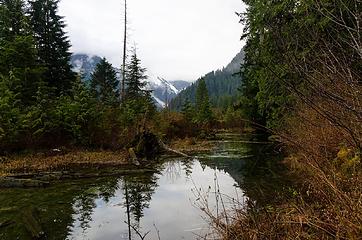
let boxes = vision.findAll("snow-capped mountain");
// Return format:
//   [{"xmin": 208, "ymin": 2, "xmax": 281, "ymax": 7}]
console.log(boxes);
[
  {"xmin": 147, "ymin": 77, "xmax": 191, "ymax": 107},
  {"xmin": 71, "ymin": 54, "xmax": 102, "ymax": 80},
  {"xmin": 70, "ymin": 53, "xmax": 191, "ymax": 108}
]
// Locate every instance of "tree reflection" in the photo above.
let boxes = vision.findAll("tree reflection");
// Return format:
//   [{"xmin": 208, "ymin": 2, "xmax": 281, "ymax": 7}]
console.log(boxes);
[{"xmin": 122, "ymin": 173, "xmax": 158, "ymax": 238}]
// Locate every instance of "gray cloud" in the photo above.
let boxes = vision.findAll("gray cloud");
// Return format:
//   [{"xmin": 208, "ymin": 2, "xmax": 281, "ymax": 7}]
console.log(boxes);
[{"xmin": 59, "ymin": 0, "xmax": 246, "ymax": 81}]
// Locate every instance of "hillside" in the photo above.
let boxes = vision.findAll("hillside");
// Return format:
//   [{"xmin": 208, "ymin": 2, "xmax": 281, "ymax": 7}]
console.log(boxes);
[{"xmin": 170, "ymin": 49, "xmax": 244, "ymax": 110}]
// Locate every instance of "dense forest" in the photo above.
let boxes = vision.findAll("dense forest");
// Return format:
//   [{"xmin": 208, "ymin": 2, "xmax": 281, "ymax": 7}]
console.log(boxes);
[
  {"xmin": 0, "ymin": 0, "xmax": 158, "ymax": 152},
  {"xmin": 170, "ymin": 49, "xmax": 244, "ymax": 110}
]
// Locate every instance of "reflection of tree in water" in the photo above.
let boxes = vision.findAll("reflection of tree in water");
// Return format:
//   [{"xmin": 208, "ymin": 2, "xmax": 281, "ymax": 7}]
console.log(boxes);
[
  {"xmin": 72, "ymin": 178, "xmax": 121, "ymax": 232},
  {"xmin": 98, "ymin": 178, "xmax": 121, "ymax": 202},
  {"xmin": 164, "ymin": 160, "xmax": 182, "ymax": 182},
  {"xmin": 181, "ymin": 159, "xmax": 193, "ymax": 177},
  {"xmin": 123, "ymin": 173, "xmax": 158, "ymax": 227},
  {"xmin": 237, "ymin": 141, "xmax": 292, "ymax": 208},
  {"xmin": 200, "ymin": 134, "xmax": 292, "ymax": 208},
  {"xmin": 73, "ymin": 194, "xmax": 96, "ymax": 231}
]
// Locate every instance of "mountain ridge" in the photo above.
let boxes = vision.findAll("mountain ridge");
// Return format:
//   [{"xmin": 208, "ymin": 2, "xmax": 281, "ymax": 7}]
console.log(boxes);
[
  {"xmin": 170, "ymin": 49, "xmax": 244, "ymax": 110},
  {"xmin": 70, "ymin": 53, "xmax": 191, "ymax": 107}
]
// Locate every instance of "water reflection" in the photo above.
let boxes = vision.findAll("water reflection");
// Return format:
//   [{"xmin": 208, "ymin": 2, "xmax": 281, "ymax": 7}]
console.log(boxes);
[{"xmin": 0, "ymin": 133, "xmax": 288, "ymax": 240}]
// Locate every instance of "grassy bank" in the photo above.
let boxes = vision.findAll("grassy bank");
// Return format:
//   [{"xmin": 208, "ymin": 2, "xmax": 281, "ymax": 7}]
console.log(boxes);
[{"xmin": 0, "ymin": 150, "xmax": 129, "ymax": 177}]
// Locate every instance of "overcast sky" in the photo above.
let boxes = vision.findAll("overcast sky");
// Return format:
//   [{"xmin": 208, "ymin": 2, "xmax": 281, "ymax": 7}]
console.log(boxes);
[{"xmin": 59, "ymin": 0, "xmax": 246, "ymax": 81}]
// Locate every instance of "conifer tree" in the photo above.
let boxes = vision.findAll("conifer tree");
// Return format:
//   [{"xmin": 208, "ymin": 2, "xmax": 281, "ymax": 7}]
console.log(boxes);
[
  {"xmin": 124, "ymin": 51, "xmax": 155, "ymax": 115},
  {"xmin": 0, "ymin": 0, "xmax": 44, "ymax": 104},
  {"xmin": 181, "ymin": 98, "xmax": 194, "ymax": 122},
  {"xmin": 90, "ymin": 58, "xmax": 119, "ymax": 106},
  {"xmin": 0, "ymin": 0, "xmax": 29, "ymax": 41},
  {"xmin": 28, "ymin": 0, "xmax": 75, "ymax": 95},
  {"xmin": 195, "ymin": 78, "xmax": 212, "ymax": 123},
  {"xmin": 125, "ymin": 52, "xmax": 148, "ymax": 100}
]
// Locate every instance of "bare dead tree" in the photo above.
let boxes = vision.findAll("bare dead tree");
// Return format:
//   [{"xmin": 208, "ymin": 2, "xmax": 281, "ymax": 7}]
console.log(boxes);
[{"xmin": 121, "ymin": 0, "xmax": 127, "ymax": 101}]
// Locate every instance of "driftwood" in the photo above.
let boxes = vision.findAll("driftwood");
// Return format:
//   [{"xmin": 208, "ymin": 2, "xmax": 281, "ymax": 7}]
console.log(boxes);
[{"xmin": 158, "ymin": 139, "xmax": 190, "ymax": 158}]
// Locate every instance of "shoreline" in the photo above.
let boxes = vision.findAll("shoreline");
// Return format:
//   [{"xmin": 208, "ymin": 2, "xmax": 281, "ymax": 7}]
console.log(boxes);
[{"xmin": 0, "ymin": 137, "xmax": 217, "ymax": 188}]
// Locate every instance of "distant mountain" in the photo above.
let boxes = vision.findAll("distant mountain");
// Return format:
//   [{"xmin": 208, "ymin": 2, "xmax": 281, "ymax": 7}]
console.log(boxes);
[
  {"xmin": 71, "ymin": 54, "xmax": 102, "ymax": 80},
  {"xmin": 170, "ymin": 80, "xmax": 192, "ymax": 91},
  {"xmin": 170, "ymin": 49, "xmax": 245, "ymax": 110},
  {"xmin": 147, "ymin": 77, "xmax": 191, "ymax": 108},
  {"xmin": 70, "ymin": 53, "xmax": 191, "ymax": 108}
]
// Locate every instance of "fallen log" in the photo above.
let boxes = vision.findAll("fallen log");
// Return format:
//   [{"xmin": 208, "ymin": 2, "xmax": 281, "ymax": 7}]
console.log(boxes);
[
  {"xmin": 0, "ymin": 177, "xmax": 49, "ymax": 188},
  {"xmin": 158, "ymin": 139, "xmax": 190, "ymax": 158}
]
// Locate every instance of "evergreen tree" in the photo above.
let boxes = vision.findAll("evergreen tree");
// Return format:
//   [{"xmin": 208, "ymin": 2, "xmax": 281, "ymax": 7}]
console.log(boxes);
[
  {"xmin": 195, "ymin": 78, "xmax": 212, "ymax": 123},
  {"xmin": 90, "ymin": 58, "xmax": 119, "ymax": 106},
  {"xmin": 124, "ymin": 51, "xmax": 155, "ymax": 115},
  {"xmin": 181, "ymin": 98, "xmax": 194, "ymax": 122},
  {"xmin": 28, "ymin": 0, "xmax": 75, "ymax": 95},
  {"xmin": 0, "ymin": 0, "xmax": 44, "ymax": 104},
  {"xmin": 0, "ymin": 0, "xmax": 29, "ymax": 41},
  {"xmin": 125, "ymin": 52, "xmax": 148, "ymax": 100}
]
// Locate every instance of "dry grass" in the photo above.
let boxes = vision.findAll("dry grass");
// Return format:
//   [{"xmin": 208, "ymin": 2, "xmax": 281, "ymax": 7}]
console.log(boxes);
[
  {"xmin": 203, "ymin": 101, "xmax": 362, "ymax": 239},
  {"xmin": 0, "ymin": 150, "xmax": 128, "ymax": 177}
]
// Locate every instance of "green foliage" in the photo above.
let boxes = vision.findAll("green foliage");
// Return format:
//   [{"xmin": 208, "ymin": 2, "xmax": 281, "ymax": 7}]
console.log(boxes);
[
  {"xmin": 171, "ymin": 68, "xmax": 242, "ymax": 110},
  {"xmin": 90, "ymin": 58, "xmax": 119, "ymax": 106},
  {"xmin": 238, "ymin": 0, "xmax": 361, "ymax": 128},
  {"xmin": 0, "ymin": 75, "xmax": 24, "ymax": 147},
  {"xmin": 125, "ymin": 52, "xmax": 148, "ymax": 100},
  {"xmin": 28, "ymin": 0, "xmax": 75, "ymax": 95},
  {"xmin": 195, "ymin": 78, "xmax": 213, "ymax": 124},
  {"xmin": 181, "ymin": 98, "xmax": 194, "ymax": 122},
  {"xmin": 122, "ymin": 51, "xmax": 156, "ymax": 125}
]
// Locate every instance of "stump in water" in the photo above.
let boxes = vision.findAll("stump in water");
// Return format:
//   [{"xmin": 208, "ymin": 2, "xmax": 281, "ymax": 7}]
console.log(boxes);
[
  {"xmin": 134, "ymin": 130, "xmax": 163, "ymax": 160},
  {"xmin": 131, "ymin": 129, "xmax": 189, "ymax": 162}
]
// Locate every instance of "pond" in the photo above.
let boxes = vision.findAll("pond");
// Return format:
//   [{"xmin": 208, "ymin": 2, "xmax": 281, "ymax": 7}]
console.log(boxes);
[{"xmin": 0, "ymin": 133, "xmax": 286, "ymax": 240}]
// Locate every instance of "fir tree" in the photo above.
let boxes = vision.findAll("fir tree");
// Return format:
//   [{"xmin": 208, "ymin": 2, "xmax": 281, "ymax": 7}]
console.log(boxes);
[
  {"xmin": 123, "ymin": 51, "xmax": 155, "ymax": 116},
  {"xmin": 181, "ymin": 98, "xmax": 194, "ymax": 122},
  {"xmin": 125, "ymin": 52, "xmax": 148, "ymax": 100},
  {"xmin": 90, "ymin": 58, "xmax": 119, "ymax": 106},
  {"xmin": 195, "ymin": 78, "xmax": 212, "ymax": 123},
  {"xmin": 28, "ymin": 0, "xmax": 75, "ymax": 95}
]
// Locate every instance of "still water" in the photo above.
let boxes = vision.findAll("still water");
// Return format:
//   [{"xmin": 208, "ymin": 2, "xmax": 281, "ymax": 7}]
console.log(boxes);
[{"xmin": 0, "ymin": 133, "xmax": 281, "ymax": 240}]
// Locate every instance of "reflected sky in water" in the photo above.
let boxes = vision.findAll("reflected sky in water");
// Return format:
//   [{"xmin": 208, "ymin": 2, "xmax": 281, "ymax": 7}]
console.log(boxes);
[
  {"xmin": 1, "ymin": 134, "xmax": 265, "ymax": 240},
  {"xmin": 67, "ymin": 159, "xmax": 245, "ymax": 240}
]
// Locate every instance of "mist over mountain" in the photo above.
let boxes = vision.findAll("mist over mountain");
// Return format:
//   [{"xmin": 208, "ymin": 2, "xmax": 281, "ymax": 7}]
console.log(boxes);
[
  {"xmin": 170, "ymin": 49, "xmax": 244, "ymax": 110},
  {"xmin": 71, "ymin": 54, "xmax": 102, "ymax": 80},
  {"xmin": 70, "ymin": 53, "xmax": 190, "ymax": 107}
]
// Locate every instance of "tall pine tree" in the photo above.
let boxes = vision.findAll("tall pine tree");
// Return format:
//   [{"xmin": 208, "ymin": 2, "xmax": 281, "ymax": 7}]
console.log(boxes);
[
  {"xmin": 28, "ymin": 0, "xmax": 75, "ymax": 95},
  {"xmin": 195, "ymin": 78, "xmax": 212, "ymax": 123},
  {"xmin": 124, "ymin": 51, "xmax": 155, "ymax": 115},
  {"xmin": 125, "ymin": 52, "xmax": 148, "ymax": 100},
  {"xmin": 90, "ymin": 58, "xmax": 119, "ymax": 106}
]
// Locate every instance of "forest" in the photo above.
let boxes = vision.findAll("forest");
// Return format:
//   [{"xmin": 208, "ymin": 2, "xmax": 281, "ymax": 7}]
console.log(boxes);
[{"xmin": 0, "ymin": 0, "xmax": 361, "ymax": 239}]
